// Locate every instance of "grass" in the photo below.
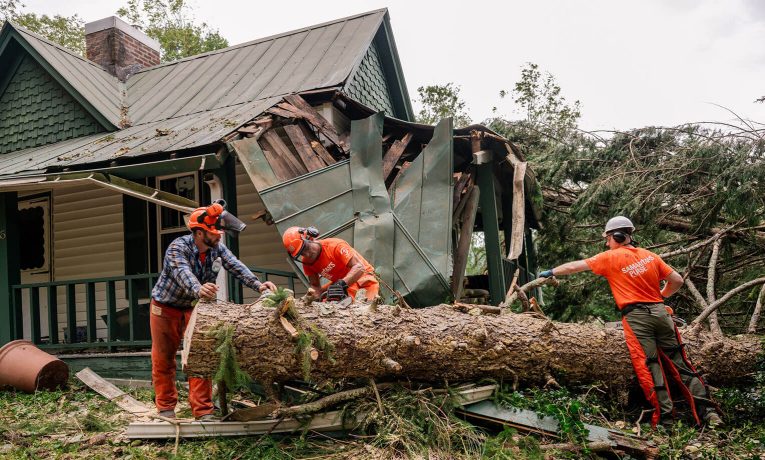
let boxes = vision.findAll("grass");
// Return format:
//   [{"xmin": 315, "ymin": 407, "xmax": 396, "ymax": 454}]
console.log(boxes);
[{"xmin": 0, "ymin": 378, "xmax": 763, "ymax": 459}]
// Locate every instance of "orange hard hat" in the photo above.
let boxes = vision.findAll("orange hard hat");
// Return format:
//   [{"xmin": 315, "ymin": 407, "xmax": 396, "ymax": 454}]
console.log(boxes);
[
  {"xmin": 188, "ymin": 203, "xmax": 225, "ymax": 236},
  {"xmin": 282, "ymin": 226, "xmax": 319, "ymax": 260}
]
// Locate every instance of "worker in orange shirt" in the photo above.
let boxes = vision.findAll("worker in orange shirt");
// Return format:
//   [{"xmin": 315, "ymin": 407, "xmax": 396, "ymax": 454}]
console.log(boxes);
[
  {"xmin": 282, "ymin": 226, "xmax": 379, "ymax": 302},
  {"xmin": 538, "ymin": 216, "xmax": 722, "ymax": 428}
]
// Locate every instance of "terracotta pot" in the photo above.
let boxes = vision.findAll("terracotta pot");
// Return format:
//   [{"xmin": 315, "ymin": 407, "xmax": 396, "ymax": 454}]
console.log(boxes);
[{"xmin": 0, "ymin": 340, "xmax": 69, "ymax": 392}]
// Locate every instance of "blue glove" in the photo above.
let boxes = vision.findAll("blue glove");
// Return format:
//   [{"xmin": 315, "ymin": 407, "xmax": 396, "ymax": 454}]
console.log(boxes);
[{"xmin": 539, "ymin": 269, "xmax": 554, "ymax": 278}]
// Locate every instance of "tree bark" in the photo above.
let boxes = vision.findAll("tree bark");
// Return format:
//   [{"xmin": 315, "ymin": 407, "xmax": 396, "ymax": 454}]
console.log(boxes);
[{"xmin": 182, "ymin": 298, "xmax": 762, "ymax": 390}]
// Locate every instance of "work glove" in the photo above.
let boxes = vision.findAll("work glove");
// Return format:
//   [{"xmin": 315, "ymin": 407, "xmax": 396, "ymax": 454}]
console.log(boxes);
[
  {"xmin": 324, "ymin": 279, "xmax": 349, "ymax": 301},
  {"xmin": 539, "ymin": 269, "xmax": 554, "ymax": 278}
]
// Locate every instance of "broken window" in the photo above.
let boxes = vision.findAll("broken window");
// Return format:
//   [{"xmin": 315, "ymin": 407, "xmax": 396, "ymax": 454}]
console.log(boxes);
[{"xmin": 18, "ymin": 197, "xmax": 50, "ymax": 273}]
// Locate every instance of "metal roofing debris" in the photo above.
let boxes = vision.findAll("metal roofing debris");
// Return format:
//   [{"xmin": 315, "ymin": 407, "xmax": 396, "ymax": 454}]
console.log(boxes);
[{"xmin": 234, "ymin": 112, "xmax": 454, "ymax": 307}]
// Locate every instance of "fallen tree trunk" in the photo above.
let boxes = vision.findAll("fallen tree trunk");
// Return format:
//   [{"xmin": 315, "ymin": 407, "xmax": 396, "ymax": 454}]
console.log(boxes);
[{"xmin": 183, "ymin": 298, "xmax": 761, "ymax": 390}]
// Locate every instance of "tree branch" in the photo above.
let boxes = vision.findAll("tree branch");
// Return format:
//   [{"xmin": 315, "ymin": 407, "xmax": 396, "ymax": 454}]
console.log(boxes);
[
  {"xmin": 659, "ymin": 223, "xmax": 737, "ymax": 259},
  {"xmin": 706, "ymin": 239, "xmax": 723, "ymax": 335},
  {"xmin": 500, "ymin": 277, "xmax": 559, "ymax": 309},
  {"xmin": 746, "ymin": 283, "xmax": 765, "ymax": 334},
  {"xmin": 691, "ymin": 277, "xmax": 765, "ymax": 330}
]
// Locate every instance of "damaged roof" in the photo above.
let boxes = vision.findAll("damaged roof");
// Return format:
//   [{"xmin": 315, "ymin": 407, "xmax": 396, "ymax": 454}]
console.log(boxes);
[{"xmin": 0, "ymin": 9, "xmax": 412, "ymax": 177}]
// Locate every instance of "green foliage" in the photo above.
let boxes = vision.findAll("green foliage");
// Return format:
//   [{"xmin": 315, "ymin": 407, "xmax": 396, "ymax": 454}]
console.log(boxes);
[
  {"xmin": 206, "ymin": 322, "xmax": 251, "ymax": 393},
  {"xmin": 466, "ymin": 232, "xmax": 487, "ymax": 275},
  {"xmin": 481, "ymin": 427, "xmax": 543, "ymax": 460},
  {"xmin": 350, "ymin": 385, "xmax": 485, "ymax": 458},
  {"xmin": 1, "ymin": 0, "xmax": 227, "ymax": 62},
  {"xmin": 508, "ymin": 63, "xmax": 580, "ymax": 138},
  {"xmin": 263, "ymin": 287, "xmax": 335, "ymax": 380},
  {"xmin": 415, "ymin": 82, "xmax": 472, "ymax": 128},
  {"xmin": 484, "ymin": 62, "xmax": 765, "ymax": 325},
  {"xmin": 494, "ymin": 386, "xmax": 595, "ymax": 448},
  {"xmin": 260, "ymin": 286, "xmax": 294, "ymax": 308},
  {"xmin": 117, "ymin": 0, "xmax": 228, "ymax": 63},
  {"xmin": 294, "ymin": 324, "xmax": 335, "ymax": 380},
  {"xmin": 1, "ymin": 0, "xmax": 85, "ymax": 55}
]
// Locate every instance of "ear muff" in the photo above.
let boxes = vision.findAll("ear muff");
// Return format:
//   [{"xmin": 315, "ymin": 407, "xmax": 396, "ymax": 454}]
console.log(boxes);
[
  {"xmin": 298, "ymin": 226, "xmax": 320, "ymax": 240},
  {"xmin": 612, "ymin": 231, "xmax": 627, "ymax": 243}
]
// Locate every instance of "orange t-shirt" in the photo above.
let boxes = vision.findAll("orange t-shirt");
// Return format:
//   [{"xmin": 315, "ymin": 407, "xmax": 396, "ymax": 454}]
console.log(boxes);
[
  {"xmin": 303, "ymin": 238, "xmax": 377, "ymax": 291},
  {"xmin": 585, "ymin": 246, "xmax": 674, "ymax": 309}
]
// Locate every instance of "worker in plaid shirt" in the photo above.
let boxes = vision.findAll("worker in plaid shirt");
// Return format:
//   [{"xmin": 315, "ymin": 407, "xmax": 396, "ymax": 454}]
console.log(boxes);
[{"xmin": 150, "ymin": 202, "xmax": 276, "ymax": 421}]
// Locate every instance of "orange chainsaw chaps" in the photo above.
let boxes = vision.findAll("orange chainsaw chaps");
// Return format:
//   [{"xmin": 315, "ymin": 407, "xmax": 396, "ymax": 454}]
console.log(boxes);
[{"xmin": 622, "ymin": 317, "xmax": 662, "ymax": 427}]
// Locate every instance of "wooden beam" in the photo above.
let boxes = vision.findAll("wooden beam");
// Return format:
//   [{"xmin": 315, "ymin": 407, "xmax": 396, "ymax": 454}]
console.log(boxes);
[
  {"xmin": 452, "ymin": 186, "xmax": 480, "ymax": 300},
  {"xmin": 283, "ymin": 124, "xmax": 325, "ymax": 171},
  {"xmin": 382, "ymin": 132, "xmax": 413, "ymax": 180},
  {"xmin": 76, "ymin": 367, "xmax": 152, "ymax": 416},
  {"xmin": 299, "ymin": 123, "xmax": 336, "ymax": 166},
  {"xmin": 452, "ymin": 170, "xmax": 473, "ymax": 215},
  {"xmin": 282, "ymin": 94, "xmax": 347, "ymax": 150},
  {"xmin": 266, "ymin": 107, "xmax": 296, "ymax": 119},
  {"xmin": 261, "ymin": 130, "xmax": 308, "ymax": 177}
]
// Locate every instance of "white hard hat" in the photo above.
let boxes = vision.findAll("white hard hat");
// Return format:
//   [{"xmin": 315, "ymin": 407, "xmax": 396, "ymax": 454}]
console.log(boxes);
[{"xmin": 603, "ymin": 216, "xmax": 635, "ymax": 237}]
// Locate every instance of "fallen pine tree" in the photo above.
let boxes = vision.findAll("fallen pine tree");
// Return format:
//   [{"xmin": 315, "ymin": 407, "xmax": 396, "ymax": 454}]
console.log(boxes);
[{"xmin": 182, "ymin": 292, "xmax": 762, "ymax": 395}]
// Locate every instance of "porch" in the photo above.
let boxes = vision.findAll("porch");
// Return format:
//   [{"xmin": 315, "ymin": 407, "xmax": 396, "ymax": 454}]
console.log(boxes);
[{"xmin": 9, "ymin": 267, "xmax": 301, "ymax": 352}]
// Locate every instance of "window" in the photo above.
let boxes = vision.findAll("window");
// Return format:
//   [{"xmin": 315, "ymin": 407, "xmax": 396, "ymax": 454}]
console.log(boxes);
[{"xmin": 156, "ymin": 173, "xmax": 198, "ymax": 264}]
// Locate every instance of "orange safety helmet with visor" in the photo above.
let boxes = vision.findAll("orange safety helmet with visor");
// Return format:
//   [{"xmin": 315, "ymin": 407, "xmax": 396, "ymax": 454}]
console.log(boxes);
[
  {"xmin": 187, "ymin": 199, "xmax": 247, "ymax": 237},
  {"xmin": 282, "ymin": 226, "xmax": 320, "ymax": 262}
]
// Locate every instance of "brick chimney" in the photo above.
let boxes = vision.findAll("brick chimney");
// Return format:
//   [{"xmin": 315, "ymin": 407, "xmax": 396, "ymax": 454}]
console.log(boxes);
[{"xmin": 85, "ymin": 16, "xmax": 161, "ymax": 81}]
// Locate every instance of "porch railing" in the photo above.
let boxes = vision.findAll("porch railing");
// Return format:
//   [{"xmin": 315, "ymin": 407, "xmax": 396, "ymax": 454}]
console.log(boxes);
[{"xmin": 11, "ymin": 266, "xmax": 302, "ymax": 351}]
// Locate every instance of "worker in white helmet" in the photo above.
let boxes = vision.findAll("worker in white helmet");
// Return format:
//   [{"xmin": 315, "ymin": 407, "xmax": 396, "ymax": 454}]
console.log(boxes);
[{"xmin": 538, "ymin": 216, "xmax": 722, "ymax": 429}]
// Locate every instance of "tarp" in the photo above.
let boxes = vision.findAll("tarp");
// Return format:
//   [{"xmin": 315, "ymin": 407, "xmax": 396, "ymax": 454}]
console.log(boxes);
[{"xmin": 230, "ymin": 113, "xmax": 454, "ymax": 306}]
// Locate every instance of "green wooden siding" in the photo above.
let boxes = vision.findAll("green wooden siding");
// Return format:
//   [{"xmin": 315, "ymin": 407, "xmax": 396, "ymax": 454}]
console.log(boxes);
[
  {"xmin": 346, "ymin": 42, "xmax": 396, "ymax": 116},
  {"xmin": 0, "ymin": 54, "xmax": 104, "ymax": 155}
]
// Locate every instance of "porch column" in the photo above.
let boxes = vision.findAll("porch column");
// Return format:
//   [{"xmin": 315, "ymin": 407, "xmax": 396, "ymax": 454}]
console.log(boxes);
[
  {"xmin": 212, "ymin": 157, "xmax": 242, "ymax": 303},
  {"xmin": 476, "ymin": 163, "xmax": 506, "ymax": 305},
  {"xmin": 0, "ymin": 192, "xmax": 21, "ymax": 345}
]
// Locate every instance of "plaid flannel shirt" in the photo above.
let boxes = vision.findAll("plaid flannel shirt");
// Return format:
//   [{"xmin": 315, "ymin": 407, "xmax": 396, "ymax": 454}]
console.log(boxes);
[{"xmin": 151, "ymin": 234, "xmax": 262, "ymax": 308}]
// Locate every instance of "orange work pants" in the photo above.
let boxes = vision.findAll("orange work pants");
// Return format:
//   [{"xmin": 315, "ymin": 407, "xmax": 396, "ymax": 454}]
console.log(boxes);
[{"xmin": 150, "ymin": 301, "xmax": 213, "ymax": 418}]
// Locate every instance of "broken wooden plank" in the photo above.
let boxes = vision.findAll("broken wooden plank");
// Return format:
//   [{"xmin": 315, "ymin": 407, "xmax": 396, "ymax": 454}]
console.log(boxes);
[
  {"xmin": 452, "ymin": 186, "xmax": 480, "ymax": 300},
  {"xmin": 382, "ymin": 132, "xmax": 413, "ymax": 180},
  {"xmin": 225, "ymin": 402, "xmax": 280, "ymax": 422},
  {"xmin": 76, "ymin": 367, "xmax": 152, "ymax": 416},
  {"xmin": 261, "ymin": 129, "xmax": 308, "ymax": 177},
  {"xmin": 237, "ymin": 125, "xmax": 261, "ymax": 135},
  {"xmin": 507, "ymin": 162, "xmax": 527, "ymax": 261},
  {"xmin": 452, "ymin": 170, "xmax": 473, "ymax": 214},
  {"xmin": 282, "ymin": 94, "xmax": 347, "ymax": 150},
  {"xmin": 388, "ymin": 160, "xmax": 412, "ymax": 192},
  {"xmin": 266, "ymin": 106, "xmax": 297, "ymax": 119},
  {"xmin": 260, "ymin": 147, "xmax": 295, "ymax": 182},
  {"xmin": 283, "ymin": 124, "xmax": 325, "ymax": 171},
  {"xmin": 299, "ymin": 123, "xmax": 337, "ymax": 165}
]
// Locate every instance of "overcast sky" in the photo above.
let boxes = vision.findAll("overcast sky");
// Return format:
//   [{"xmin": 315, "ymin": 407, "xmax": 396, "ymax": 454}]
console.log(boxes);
[{"xmin": 22, "ymin": 0, "xmax": 765, "ymax": 131}]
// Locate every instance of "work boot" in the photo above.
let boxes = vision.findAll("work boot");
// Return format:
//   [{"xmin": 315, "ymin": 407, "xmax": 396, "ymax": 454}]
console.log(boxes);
[
  {"xmin": 659, "ymin": 414, "xmax": 675, "ymax": 429},
  {"xmin": 158, "ymin": 409, "xmax": 176, "ymax": 419},
  {"xmin": 196, "ymin": 414, "xmax": 217, "ymax": 422},
  {"xmin": 704, "ymin": 411, "xmax": 723, "ymax": 428}
]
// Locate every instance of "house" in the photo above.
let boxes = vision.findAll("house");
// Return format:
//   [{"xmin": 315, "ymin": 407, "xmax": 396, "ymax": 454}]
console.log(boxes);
[{"xmin": 0, "ymin": 9, "xmax": 540, "ymax": 377}]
